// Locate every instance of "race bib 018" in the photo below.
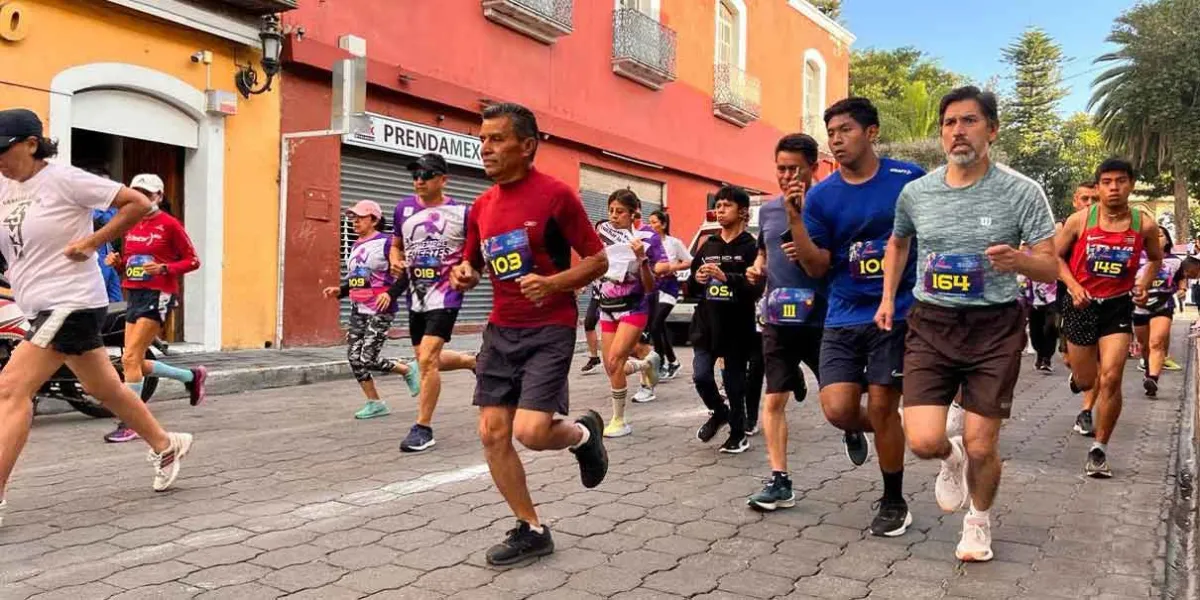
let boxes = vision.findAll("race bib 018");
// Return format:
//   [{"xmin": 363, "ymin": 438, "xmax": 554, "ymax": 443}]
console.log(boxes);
[
  {"xmin": 1086, "ymin": 244, "xmax": 1132, "ymax": 279},
  {"xmin": 849, "ymin": 240, "xmax": 886, "ymax": 281},
  {"xmin": 483, "ymin": 229, "xmax": 533, "ymax": 282},
  {"xmin": 924, "ymin": 253, "xmax": 985, "ymax": 298},
  {"xmin": 410, "ymin": 255, "xmax": 441, "ymax": 285},
  {"xmin": 125, "ymin": 255, "xmax": 155, "ymax": 282},
  {"xmin": 765, "ymin": 287, "xmax": 815, "ymax": 325}
]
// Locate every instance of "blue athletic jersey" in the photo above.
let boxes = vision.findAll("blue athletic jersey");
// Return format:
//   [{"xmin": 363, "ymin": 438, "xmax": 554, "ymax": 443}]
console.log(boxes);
[{"xmin": 803, "ymin": 158, "xmax": 924, "ymax": 327}]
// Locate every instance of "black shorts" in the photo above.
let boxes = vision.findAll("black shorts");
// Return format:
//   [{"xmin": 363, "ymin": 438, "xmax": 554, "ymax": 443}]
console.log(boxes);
[
  {"xmin": 409, "ymin": 308, "xmax": 460, "ymax": 346},
  {"xmin": 583, "ymin": 295, "xmax": 600, "ymax": 333},
  {"xmin": 473, "ymin": 324, "xmax": 576, "ymax": 414},
  {"xmin": 762, "ymin": 324, "xmax": 821, "ymax": 395},
  {"xmin": 126, "ymin": 289, "xmax": 175, "ymax": 324},
  {"xmin": 1061, "ymin": 295, "xmax": 1133, "ymax": 347},
  {"xmin": 1132, "ymin": 296, "xmax": 1175, "ymax": 327},
  {"xmin": 26, "ymin": 307, "xmax": 107, "ymax": 355},
  {"xmin": 819, "ymin": 322, "xmax": 906, "ymax": 389}
]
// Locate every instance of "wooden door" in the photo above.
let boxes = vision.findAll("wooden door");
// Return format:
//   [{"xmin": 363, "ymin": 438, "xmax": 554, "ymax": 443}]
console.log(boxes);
[{"xmin": 122, "ymin": 138, "xmax": 186, "ymax": 342}]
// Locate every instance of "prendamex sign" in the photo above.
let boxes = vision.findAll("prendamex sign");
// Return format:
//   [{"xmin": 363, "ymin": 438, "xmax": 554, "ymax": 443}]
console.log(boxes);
[{"xmin": 345, "ymin": 113, "xmax": 483, "ymax": 169}]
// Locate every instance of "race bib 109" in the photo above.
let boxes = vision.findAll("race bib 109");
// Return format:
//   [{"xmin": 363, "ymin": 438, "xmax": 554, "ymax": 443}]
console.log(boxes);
[
  {"xmin": 765, "ymin": 287, "xmax": 815, "ymax": 325},
  {"xmin": 483, "ymin": 229, "xmax": 533, "ymax": 282},
  {"xmin": 924, "ymin": 253, "xmax": 985, "ymax": 298}
]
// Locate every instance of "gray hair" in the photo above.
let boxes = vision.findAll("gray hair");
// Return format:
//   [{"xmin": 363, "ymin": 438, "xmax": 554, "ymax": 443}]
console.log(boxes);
[{"xmin": 482, "ymin": 102, "xmax": 540, "ymax": 158}]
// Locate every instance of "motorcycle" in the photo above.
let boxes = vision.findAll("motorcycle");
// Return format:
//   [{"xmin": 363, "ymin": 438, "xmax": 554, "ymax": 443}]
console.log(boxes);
[{"xmin": 0, "ymin": 295, "xmax": 160, "ymax": 419}]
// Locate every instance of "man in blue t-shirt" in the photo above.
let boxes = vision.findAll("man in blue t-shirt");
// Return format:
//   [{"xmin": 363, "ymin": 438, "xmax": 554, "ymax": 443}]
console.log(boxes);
[
  {"xmin": 744, "ymin": 133, "xmax": 827, "ymax": 513},
  {"xmin": 788, "ymin": 98, "xmax": 925, "ymax": 537}
]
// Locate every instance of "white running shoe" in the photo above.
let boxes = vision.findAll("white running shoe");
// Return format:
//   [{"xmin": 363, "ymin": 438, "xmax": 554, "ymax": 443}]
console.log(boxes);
[
  {"xmin": 946, "ymin": 403, "xmax": 965, "ymax": 438},
  {"xmin": 955, "ymin": 514, "xmax": 994, "ymax": 562},
  {"xmin": 631, "ymin": 387, "xmax": 656, "ymax": 403},
  {"xmin": 603, "ymin": 418, "xmax": 632, "ymax": 438},
  {"xmin": 149, "ymin": 432, "xmax": 193, "ymax": 492},
  {"xmin": 645, "ymin": 352, "xmax": 662, "ymax": 387},
  {"xmin": 935, "ymin": 436, "xmax": 969, "ymax": 512},
  {"xmin": 0, "ymin": 498, "xmax": 6, "ymax": 528}
]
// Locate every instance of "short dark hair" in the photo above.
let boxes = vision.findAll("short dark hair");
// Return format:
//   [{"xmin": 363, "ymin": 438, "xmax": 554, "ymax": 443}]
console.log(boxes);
[
  {"xmin": 1077, "ymin": 180, "xmax": 1097, "ymax": 189},
  {"xmin": 774, "ymin": 133, "xmax": 819, "ymax": 166},
  {"xmin": 823, "ymin": 97, "xmax": 879, "ymax": 130},
  {"xmin": 649, "ymin": 209, "xmax": 670, "ymax": 235},
  {"xmin": 1095, "ymin": 157, "xmax": 1136, "ymax": 182},
  {"xmin": 481, "ymin": 102, "xmax": 540, "ymax": 159},
  {"xmin": 32, "ymin": 137, "xmax": 58, "ymax": 160},
  {"xmin": 607, "ymin": 188, "xmax": 640, "ymax": 215},
  {"xmin": 938, "ymin": 86, "xmax": 1000, "ymax": 129},
  {"xmin": 1182, "ymin": 256, "xmax": 1200, "ymax": 273},
  {"xmin": 714, "ymin": 185, "xmax": 750, "ymax": 209}
]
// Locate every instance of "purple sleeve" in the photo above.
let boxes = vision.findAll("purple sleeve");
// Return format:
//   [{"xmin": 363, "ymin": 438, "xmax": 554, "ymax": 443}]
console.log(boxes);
[{"xmin": 392, "ymin": 202, "xmax": 404, "ymax": 238}]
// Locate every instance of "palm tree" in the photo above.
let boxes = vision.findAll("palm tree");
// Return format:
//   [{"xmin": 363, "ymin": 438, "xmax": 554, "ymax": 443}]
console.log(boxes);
[
  {"xmin": 875, "ymin": 81, "xmax": 948, "ymax": 144},
  {"xmin": 1088, "ymin": 0, "xmax": 1200, "ymax": 241}
]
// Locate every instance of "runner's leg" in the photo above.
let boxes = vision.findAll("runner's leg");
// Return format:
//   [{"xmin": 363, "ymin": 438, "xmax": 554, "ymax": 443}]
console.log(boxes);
[
  {"xmin": 1147, "ymin": 316, "xmax": 1171, "ymax": 378},
  {"xmin": 602, "ymin": 319, "xmax": 643, "ymax": 435},
  {"xmin": 0, "ymin": 343, "xmax": 67, "ymax": 497},
  {"xmin": 1093, "ymin": 332, "xmax": 1131, "ymax": 445}
]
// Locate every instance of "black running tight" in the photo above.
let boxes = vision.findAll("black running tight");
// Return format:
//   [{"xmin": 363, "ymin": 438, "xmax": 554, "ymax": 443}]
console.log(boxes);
[{"xmin": 650, "ymin": 299, "xmax": 676, "ymax": 364}]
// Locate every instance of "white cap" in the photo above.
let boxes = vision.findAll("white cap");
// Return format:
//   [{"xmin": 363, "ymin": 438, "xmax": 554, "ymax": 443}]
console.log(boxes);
[{"xmin": 130, "ymin": 173, "xmax": 164, "ymax": 195}]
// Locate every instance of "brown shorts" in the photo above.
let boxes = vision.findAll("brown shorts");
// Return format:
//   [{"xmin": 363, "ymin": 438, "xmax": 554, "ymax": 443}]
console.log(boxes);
[
  {"xmin": 472, "ymin": 324, "xmax": 575, "ymax": 415},
  {"xmin": 903, "ymin": 301, "xmax": 1026, "ymax": 419}
]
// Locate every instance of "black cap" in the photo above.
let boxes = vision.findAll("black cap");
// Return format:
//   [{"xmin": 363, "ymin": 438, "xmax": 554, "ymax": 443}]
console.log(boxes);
[
  {"xmin": 0, "ymin": 109, "xmax": 43, "ymax": 153},
  {"xmin": 406, "ymin": 153, "xmax": 448, "ymax": 175}
]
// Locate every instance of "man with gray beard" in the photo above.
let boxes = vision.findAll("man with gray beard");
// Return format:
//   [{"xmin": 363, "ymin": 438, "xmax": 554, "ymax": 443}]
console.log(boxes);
[{"xmin": 875, "ymin": 86, "xmax": 1057, "ymax": 563}]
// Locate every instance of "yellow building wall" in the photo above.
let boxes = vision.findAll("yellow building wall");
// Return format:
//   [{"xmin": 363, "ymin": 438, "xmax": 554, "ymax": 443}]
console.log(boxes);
[{"xmin": 0, "ymin": 0, "xmax": 280, "ymax": 349}]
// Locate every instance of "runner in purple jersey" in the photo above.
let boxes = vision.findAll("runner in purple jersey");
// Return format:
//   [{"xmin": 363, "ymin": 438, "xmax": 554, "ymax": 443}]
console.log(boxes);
[{"xmin": 388, "ymin": 153, "xmax": 478, "ymax": 453}]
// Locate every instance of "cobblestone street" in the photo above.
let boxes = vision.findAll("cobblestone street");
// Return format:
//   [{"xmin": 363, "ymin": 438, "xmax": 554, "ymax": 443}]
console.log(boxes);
[{"xmin": 0, "ymin": 324, "xmax": 1188, "ymax": 599}]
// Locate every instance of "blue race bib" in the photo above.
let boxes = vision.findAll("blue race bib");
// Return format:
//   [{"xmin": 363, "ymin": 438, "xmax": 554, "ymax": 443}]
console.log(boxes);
[
  {"xmin": 125, "ymin": 255, "xmax": 155, "ymax": 282},
  {"xmin": 1086, "ymin": 244, "xmax": 1132, "ymax": 279},
  {"xmin": 924, "ymin": 253, "xmax": 985, "ymax": 298},
  {"xmin": 410, "ymin": 255, "xmax": 441, "ymax": 285},
  {"xmin": 765, "ymin": 287, "xmax": 815, "ymax": 325},
  {"xmin": 849, "ymin": 240, "xmax": 886, "ymax": 281},
  {"xmin": 483, "ymin": 229, "xmax": 533, "ymax": 282}
]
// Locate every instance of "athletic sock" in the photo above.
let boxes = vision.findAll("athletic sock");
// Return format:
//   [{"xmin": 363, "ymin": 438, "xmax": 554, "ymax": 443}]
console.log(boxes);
[
  {"xmin": 1091, "ymin": 441, "xmax": 1107, "ymax": 453},
  {"xmin": 968, "ymin": 501, "xmax": 989, "ymax": 521},
  {"xmin": 1149, "ymin": 374, "xmax": 1159, "ymax": 382},
  {"xmin": 772, "ymin": 470, "xmax": 789, "ymax": 482},
  {"xmin": 125, "ymin": 381, "xmax": 144, "ymax": 396},
  {"xmin": 149, "ymin": 362, "xmax": 194, "ymax": 383},
  {"xmin": 882, "ymin": 469, "xmax": 904, "ymax": 503},
  {"xmin": 611, "ymin": 387, "xmax": 628, "ymax": 421},
  {"xmin": 570, "ymin": 422, "xmax": 590, "ymax": 450}
]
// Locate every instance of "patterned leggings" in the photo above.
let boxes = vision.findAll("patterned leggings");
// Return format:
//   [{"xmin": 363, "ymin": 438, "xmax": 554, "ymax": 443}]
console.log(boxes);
[{"xmin": 347, "ymin": 310, "xmax": 397, "ymax": 382}]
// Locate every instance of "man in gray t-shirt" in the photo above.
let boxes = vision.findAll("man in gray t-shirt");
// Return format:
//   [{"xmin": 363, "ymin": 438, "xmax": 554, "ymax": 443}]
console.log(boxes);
[{"xmin": 875, "ymin": 86, "xmax": 1058, "ymax": 566}]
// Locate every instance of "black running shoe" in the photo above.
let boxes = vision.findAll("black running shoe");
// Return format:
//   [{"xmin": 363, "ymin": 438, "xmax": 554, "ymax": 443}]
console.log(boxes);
[
  {"xmin": 794, "ymin": 379, "xmax": 808, "ymax": 404},
  {"xmin": 1073, "ymin": 410, "xmax": 1095, "ymax": 437},
  {"xmin": 843, "ymin": 431, "xmax": 869, "ymax": 466},
  {"xmin": 869, "ymin": 497, "xmax": 913, "ymax": 537},
  {"xmin": 747, "ymin": 474, "xmax": 795, "ymax": 511},
  {"xmin": 1085, "ymin": 448, "xmax": 1113, "ymax": 479},
  {"xmin": 570, "ymin": 410, "xmax": 608, "ymax": 489},
  {"xmin": 400, "ymin": 424, "xmax": 436, "ymax": 453},
  {"xmin": 696, "ymin": 411, "xmax": 727, "ymax": 443},
  {"xmin": 719, "ymin": 434, "xmax": 749, "ymax": 454},
  {"xmin": 1144, "ymin": 377, "xmax": 1158, "ymax": 398},
  {"xmin": 580, "ymin": 356, "xmax": 602, "ymax": 375},
  {"xmin": 485, "ymin": 521, "xmax": 554, "ymax": 566}
]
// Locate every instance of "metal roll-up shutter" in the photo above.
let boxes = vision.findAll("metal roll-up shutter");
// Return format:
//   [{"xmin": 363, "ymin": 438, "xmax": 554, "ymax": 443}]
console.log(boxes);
[{"xmin": 339, "ymin": 146, "xmax": 495, "ymax": 326}]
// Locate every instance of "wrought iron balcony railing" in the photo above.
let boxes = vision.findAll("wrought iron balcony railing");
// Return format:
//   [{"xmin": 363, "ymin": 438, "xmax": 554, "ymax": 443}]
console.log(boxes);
[
  {"xmin": 611, "ymin": 8, "xmax": 677, "ymax": 90},
  {"xmin": 482, "ymin": 0, "xmax": 573, "ymax": 45},
  {"xmin": 713, "ymin": 63, "xmax": 762, "ymax": 127}
]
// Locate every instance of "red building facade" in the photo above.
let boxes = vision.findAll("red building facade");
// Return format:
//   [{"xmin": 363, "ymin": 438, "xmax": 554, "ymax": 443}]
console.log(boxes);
[{"xmin": 279, "ymin": 0, "xmax": 854, "ymax": 346}]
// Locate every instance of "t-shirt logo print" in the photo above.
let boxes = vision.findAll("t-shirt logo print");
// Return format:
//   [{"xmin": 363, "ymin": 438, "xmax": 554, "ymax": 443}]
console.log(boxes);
[{"xmin": 2, "ymin": 196, "xmax": 34, "ymax": 260}]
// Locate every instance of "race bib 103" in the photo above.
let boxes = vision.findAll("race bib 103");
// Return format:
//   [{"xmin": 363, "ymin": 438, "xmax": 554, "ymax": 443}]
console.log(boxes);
[{"xmin": 483, "ymin": 229, "xmax": 533, "ymax": 282}]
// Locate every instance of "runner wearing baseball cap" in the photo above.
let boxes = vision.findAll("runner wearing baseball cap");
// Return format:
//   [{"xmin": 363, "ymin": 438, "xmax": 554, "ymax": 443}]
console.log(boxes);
[
  {"xmin": 324, "ymin": 200, "xmax": 421, "ymax": 419},
  {"xmin": 0, "ymin": 109, "xmax": 194, "ymax": 526},
  {"xmin": 102, "ymin": 172, "xmax": 209, "ymax": 443}
]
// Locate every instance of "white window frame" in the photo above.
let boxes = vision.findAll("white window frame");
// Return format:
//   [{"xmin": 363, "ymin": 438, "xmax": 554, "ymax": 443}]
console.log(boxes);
[
  {"xmin": 802, "ymin": 48, "xmax": 828, "ymax": 140},
  {"xmin": 713, "ymin": 0, "xmax": 747, "ymax": 71},
  {"xmin": 614, "ymin": 0, "xmax": 660, "ymax": 19}
]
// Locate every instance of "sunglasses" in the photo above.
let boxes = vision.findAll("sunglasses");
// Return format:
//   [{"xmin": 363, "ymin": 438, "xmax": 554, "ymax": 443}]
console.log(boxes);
[{"xmin": 412, "ymin": 169, "xmax": 443, "ymax": 182}]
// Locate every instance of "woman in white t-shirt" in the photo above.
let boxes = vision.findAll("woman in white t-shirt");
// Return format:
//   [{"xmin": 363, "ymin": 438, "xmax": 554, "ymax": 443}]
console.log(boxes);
[
  {"xmin": 646, "ymin": 210, "xmax": 692, "ymax": 379},
  {"xmin": 0, "ymin": 109, "xmax": 194, "ymax": 526}
]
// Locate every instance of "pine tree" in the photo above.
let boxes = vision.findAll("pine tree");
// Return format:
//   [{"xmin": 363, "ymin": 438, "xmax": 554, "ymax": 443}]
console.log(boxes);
[{"xmin": 998, "ymin": 28, "xmax": 1069, "ymax": 201}]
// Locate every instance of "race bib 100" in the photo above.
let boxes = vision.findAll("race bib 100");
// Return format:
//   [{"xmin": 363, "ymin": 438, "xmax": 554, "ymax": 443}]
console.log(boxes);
[
  {"xmin": 483, "ymin": 229, "xmax": 533, "ymax": 282},
  {"xmin": 924, "ymin": 253, "xmax": 985, "ymax": 298},
  {"xmin": 849, "ymin": 240, "xmax": 886, "ymax": 281},
  {"xmin": 765, "ymin": 287, "xmax": 815, "ymax": 325},
  {"xmin": 125, "ymin": 255, "xmax": 155, "ymax": 282},
  {"xmin": 1086, "ymin": 244, "xmax": 1132, "ymax": 279}
]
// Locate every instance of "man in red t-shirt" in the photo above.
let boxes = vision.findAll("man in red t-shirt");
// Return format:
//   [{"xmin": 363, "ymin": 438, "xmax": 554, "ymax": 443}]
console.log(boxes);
[{"xmin": 450, "ymin": 103, "xmax": 609, "ymax": 566}]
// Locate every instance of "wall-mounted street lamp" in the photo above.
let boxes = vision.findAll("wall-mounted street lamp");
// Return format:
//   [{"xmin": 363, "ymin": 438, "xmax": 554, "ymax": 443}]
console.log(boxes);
[{"xmin": 235, "ymin": 14, "xmax": 284, "ymax": 98}]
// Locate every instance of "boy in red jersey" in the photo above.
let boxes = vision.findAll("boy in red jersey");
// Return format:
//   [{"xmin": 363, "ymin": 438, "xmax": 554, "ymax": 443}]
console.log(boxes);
[{"xmin": 1056, "ymin": 158, "xmax": 1162, "ymax": 478}]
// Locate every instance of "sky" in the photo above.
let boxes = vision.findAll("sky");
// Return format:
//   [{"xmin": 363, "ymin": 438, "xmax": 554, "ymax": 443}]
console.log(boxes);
[{"xmin": 840, "ymin": 0, "xmax": 1133, "ymax": 115}]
